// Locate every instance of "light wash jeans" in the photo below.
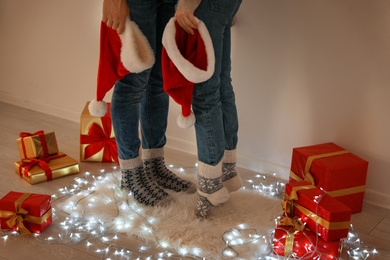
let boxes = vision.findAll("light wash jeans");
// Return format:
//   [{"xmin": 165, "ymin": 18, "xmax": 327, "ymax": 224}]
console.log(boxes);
[
  {"xmin": 193, "ymin": 0, "xmax": 242, "ymax": 165},
  {"xmin": 111, "ymin": 0, "xmax": 177, "ymax": 160}
]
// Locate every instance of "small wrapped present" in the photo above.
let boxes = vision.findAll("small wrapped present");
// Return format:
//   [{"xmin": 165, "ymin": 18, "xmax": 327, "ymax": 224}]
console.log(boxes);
[
  {"xmin": 0, "ymin": 191, "xmax": 52, "ymax": 234},
  {"xmin": 289, "ymin": 142, "xmax": 368, "ymax": 213},
  {"xmin": 80, "ymin": 102, "xmax": 118, "ymax": 163},
  {"xmin": 15, "ymin": 152, "xmax": 79, "ymax": 184},
  {"xmin": 273, "ymin": 224, "xmax": 343, "ymax": 259},
  {"xmin": 284, "ymin": 181, "xmax": 351, "ymax": 241},
  {"xmin": 16, "ymin": 130, "xmax": 59, "ymax": 159}
]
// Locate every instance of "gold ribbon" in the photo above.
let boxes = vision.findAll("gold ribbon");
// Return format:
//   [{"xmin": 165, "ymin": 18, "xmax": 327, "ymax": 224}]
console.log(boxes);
[
  {"xmin": 290, "ymin": 170, "xmax": 366, "ymax": 198},
  {"xmin": 0, "ymin": 193, "xmax": 52, "ymax": 235},
  {"xmin": 284, "ymin": 232, "xmax": 294, "ymax": 256}
]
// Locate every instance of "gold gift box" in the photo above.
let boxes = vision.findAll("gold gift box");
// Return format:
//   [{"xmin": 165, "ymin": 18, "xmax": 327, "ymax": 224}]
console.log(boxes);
[
  {"xmin": 80, "ymin": 102, "xmax": 117, "ymax": 162},
  {"xmin": 14, "ymin": 152, "xmax": 79, "ymax": 185},
  {"xmin": 17, "ymin": 132, "xmax": 59, "ymax": 159}
]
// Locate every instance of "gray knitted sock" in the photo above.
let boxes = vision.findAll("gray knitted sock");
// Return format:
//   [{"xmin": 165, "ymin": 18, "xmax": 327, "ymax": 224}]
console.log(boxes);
[
  {"xmin": 121, "ymin": 165, "xmax": 169, "ymax": 207},
  {"xmin": 144, "ymin": 157, "xmax": 196, "ymax": 193}
]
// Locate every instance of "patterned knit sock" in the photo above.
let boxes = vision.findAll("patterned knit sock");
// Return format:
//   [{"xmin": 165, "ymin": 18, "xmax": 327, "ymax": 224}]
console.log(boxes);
[
  {"xmin": 143, "ymin": 148, "xmax": 196, "ymax": 193},
  {"xmin": 120, "ymin": 157, "xmax": 169, "ymax": 207},
  {"xmin": 222, "ymin": 150, "xmax": 242, "ymax": 192},
  {"xmin": 195, "ymin": 161, "xmax": 230, "ymax": 219}
]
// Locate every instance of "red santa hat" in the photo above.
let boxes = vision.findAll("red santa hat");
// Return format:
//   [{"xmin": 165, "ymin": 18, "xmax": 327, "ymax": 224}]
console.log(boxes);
[
  {"xmin": 89, "ymin": 17, "xmax": 155, "ymax": 117},
  {"xmin": 162, "ymin": 17, "xmax": 215, "ymax": 128}
]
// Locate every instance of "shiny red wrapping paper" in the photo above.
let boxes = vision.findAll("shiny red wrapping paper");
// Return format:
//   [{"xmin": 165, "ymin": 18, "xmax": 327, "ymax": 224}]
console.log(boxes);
[
  {"xmin": 289, "ymin": 142, "xmax": 368, "ymax": 213},
  {"xmin": 273, "ymin": 225, "xmax": 342, "ymax": 259},
  {"xmin": 284, "ymin": 181, "xmax": 351, "ymax": 241},
  {"xmin": 0, "ymin": 191, "xmax": 52, "ymax": 234},
  {"xmin": 80, "ymin": 102, "xmax": 118, "ymax": 163}
]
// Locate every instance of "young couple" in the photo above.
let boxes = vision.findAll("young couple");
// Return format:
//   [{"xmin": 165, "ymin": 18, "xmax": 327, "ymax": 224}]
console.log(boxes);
[{"xmin": 102, "ymin": 0, "xmax": 242, "ymax": 218}]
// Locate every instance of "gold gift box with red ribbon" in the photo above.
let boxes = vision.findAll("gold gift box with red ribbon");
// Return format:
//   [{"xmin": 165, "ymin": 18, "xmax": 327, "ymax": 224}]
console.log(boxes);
[
  {"xmin": 80, "ymin": 102, "xmax": 118, "ymax": 163},
  {"xmin": 14, "ymin": 152, "xmax": 79, "ymax": 185},
  {"xmin": 284, "ymin": 181, "xmax": 352, "ymax": 242},
  {"xmin": 16, "ymin": 131, "xmax": 59, "ymax": 159},
  {"xmin": 289, "ymin": 142, "xmax": 368, "ymax": 213},
  {"xmin": 273, "ymin": 224, "xmax": 343, "ymax": 259},
  {"xmin": 0, "ymin": 191, "xmax": 52, "ymax": 234}
]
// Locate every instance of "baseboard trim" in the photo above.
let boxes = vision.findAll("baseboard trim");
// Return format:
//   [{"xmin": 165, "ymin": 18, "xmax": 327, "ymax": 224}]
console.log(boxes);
[
  {"xmin": 0, "ymin": 91, "xmax": 80, "ymax": 123},
  {"xmin": 364, "ymin": 188, "xmax": 390, "ymax": 210}
]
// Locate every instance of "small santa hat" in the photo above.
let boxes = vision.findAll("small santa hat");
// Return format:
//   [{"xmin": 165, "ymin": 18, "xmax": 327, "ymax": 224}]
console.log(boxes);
[
  {"xmin": 162, "ymin": 17, "xmax": 215, "ymax": 128},
  {"xmin": 89, "ymin": 17, "xmax": 155, "ymax": 117}
]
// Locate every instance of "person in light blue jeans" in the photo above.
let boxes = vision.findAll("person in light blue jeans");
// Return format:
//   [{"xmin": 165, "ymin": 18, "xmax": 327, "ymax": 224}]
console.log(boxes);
[
  {"xmin": 175, "ymin": 0, "xmax": 243, "ymax": 218},
  {"xmin": 103, "ymin": 0, "xmax": 196, "ymax": 207}
]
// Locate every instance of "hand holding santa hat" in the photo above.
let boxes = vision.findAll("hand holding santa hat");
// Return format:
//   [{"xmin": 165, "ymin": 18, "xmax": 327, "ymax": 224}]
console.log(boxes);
[
  {"xmin": 162, "ymin": 17, "xmax": 215, "ymax": 128},
  {"xmin": 89, "ymin": 17, "xmax": 155, "ymax": 117}
]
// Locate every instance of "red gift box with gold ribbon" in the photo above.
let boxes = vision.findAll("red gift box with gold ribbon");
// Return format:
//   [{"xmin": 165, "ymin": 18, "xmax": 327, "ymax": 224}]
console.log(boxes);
[
  {"xmin": 289, "ymin": 142, "xmax": 368, "ymax": 213},
  {"xmin": 273, "ymin": 224, "xmax": 343, "ymax": 259},
  {"xmin": 80, "ymin": 102, "xmax": 118, "ymax": 163},
  {"xmin": 284, "ymin": 181, "xmax": 352, "ymax": 242},
  {"xmin": 0, "ymin": 191, "xmax": 52, "ymax": 234},
  {"xmin": 14, "ymin": 152, "xmax": 79, "ymax": 184}
]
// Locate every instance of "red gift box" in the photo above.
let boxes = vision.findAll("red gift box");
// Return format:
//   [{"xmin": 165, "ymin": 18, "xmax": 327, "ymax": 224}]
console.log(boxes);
[
  {"xmin": 273, "ymin": 224, "xmax": 342, "ymax": 259},
  {"xmin": 80, "ymin": 102, "xmax": 118, "ymax": 163},
  {"xmin": 289, "ymin": 142, "xmax": 368, "ymax": 213},
  {"xmin": 0, "ymin": 191, "xmax": 52, "ymax": 234},
  {"xmin": 284, "ymin": 181, "xmax": 351, "ymax": 241}
]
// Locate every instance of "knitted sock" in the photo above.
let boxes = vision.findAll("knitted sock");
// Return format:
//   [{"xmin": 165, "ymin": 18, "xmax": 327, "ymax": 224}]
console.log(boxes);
[
  {"xmin": 195, "ymin": 161, "xmax": 230, "ymax": 219},
  {"xmin": 143, "ymin": 148, "xmax": 196, "ymax": 193},
  {"xmin": 222, "ymin": 150, "xmax": 242, "ymax": 192},
  {"xmin": 120, "ymin": 157, "xmax": 169, "ymax": 207}
]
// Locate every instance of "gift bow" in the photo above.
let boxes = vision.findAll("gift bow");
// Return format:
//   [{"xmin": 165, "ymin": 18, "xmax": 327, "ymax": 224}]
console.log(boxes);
[
  {"xmin": 80, "ymin": 118, "xmax": 118, "ymax": 163},
  {"xmin": 19, "ymin": 154, "xmax": 66, "ymax": 181},
  {"xmin": 19, "ymin": 130, "xmax": 49, "ymax": 158},
  {"xmin": 5, "ymin": 193, "xmax": 32, "ymax": 235}
]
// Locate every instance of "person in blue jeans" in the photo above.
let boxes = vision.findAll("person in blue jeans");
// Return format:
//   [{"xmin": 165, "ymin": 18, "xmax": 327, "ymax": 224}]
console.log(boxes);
[
  {"xmin": 103, "ymin": 0, "xmax": 196, "ymax": 207},
  {"xmin": 175, "ymin": 0, "xmax": 243, "ymax": 218}
]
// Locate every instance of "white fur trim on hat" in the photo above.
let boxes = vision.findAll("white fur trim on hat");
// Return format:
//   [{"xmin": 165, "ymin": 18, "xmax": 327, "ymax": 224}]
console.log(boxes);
[
  {"xmin": 120, "ymin": 18, "xmax": 155, "ymax": 73},
  {"xmin": 162, "ymin": 17, "xmax": 215, "ymax": 83}
]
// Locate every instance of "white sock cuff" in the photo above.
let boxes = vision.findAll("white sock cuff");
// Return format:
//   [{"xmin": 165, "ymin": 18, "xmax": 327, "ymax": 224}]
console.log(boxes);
[
  {"xmin": 197, "ymin": 161, "xmax": 223, "ymax": 178},
  {"xmin": 119, "ymin": 156, "xmax": 143, "ymax": 170},
  {"xmin": 223, "ymin": 149, "xmax": 237, "ymax": 163},
  {"xmin": 142, "ymin": 148, "xmax": 164, "ymax": 160}
]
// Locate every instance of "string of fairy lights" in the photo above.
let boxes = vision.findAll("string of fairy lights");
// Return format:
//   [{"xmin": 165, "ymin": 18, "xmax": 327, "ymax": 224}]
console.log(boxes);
[{"xmin": 0, "ymin": 164, "xmax": 381, "ymax": 259}]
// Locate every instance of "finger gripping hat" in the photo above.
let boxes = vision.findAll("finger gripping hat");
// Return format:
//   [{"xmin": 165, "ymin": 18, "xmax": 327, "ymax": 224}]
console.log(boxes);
[
  {"xmin": 89, "ymin": 17, "xmax": 155, "ymax": 117},
  {"xmin": 162, "ymin": 17, "xmax": 215, "ymax": 128}
]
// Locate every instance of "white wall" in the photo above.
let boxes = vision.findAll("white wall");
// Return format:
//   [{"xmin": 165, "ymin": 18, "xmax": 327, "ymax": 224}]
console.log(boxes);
[{"xmin": 1, "ymin": 0, "xmax": 389, "ymax": 209}]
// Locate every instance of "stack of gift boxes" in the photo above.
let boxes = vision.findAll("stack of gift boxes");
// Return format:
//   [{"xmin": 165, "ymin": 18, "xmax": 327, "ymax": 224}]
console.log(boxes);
[
  {"xmin": 14, "ymin": 131, "xmax": 79, "ymax": 184},
  {"xmin": 273, "ymin": 142, "xmax": 369, "ymax": 259},
  {"xmin": 0, "ymin": 130, "xmax": 81, "ymax": 234}
]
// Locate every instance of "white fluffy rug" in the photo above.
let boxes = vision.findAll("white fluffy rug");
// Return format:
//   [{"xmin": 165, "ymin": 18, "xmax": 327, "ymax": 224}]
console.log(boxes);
[{"xmin": 57, "ymin": 169, "xmax": 283, "ymax": 259}]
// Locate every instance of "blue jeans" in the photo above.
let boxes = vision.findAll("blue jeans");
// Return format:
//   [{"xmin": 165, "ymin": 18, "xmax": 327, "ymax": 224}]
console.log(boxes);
[
  {"xmin": 111, "ymin": 0, "xmax": 176, "ymax": 160},
  {"xmin": 193, "ymin": 0, "xmax": 242, "ymax": 165}
]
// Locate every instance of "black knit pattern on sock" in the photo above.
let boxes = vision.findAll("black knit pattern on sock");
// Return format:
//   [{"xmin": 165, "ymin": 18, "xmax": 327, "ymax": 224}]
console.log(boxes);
[
  {"xmin": 144, "ymin": 157, "xmax": 193, "ymax": 192},
  {"xmin": 195, "ymin": 195, "xmax": 212, "ymax": 219},
  {"xmin": 197, "ymin": 175, "xmax": 224, "ymax": 194},
  {"xmin": 121, "ymin": 166, "xmax": 168, "ymax": 206},
  {"xmin": 222, "ymin": 162, "xmax": 238, "ymax": 182}
]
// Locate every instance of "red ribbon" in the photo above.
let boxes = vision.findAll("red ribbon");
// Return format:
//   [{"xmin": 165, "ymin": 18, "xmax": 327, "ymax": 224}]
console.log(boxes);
[
  {"xmin": 80, "ymin": 117, "xmax": 118, "ymax": 163},
  {"xmin": 19, "ymin": 130, "xmax": 49, "ymax": 158},
  {"xmin": 19, "ymin": 154, "xmax": 66, "ymax": 181}
]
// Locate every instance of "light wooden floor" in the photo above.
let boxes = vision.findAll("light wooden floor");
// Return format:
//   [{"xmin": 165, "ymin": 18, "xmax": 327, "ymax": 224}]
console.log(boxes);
[{"xmin": 0, "ymin": 101, "xmax": 389, "ymax": 260}]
